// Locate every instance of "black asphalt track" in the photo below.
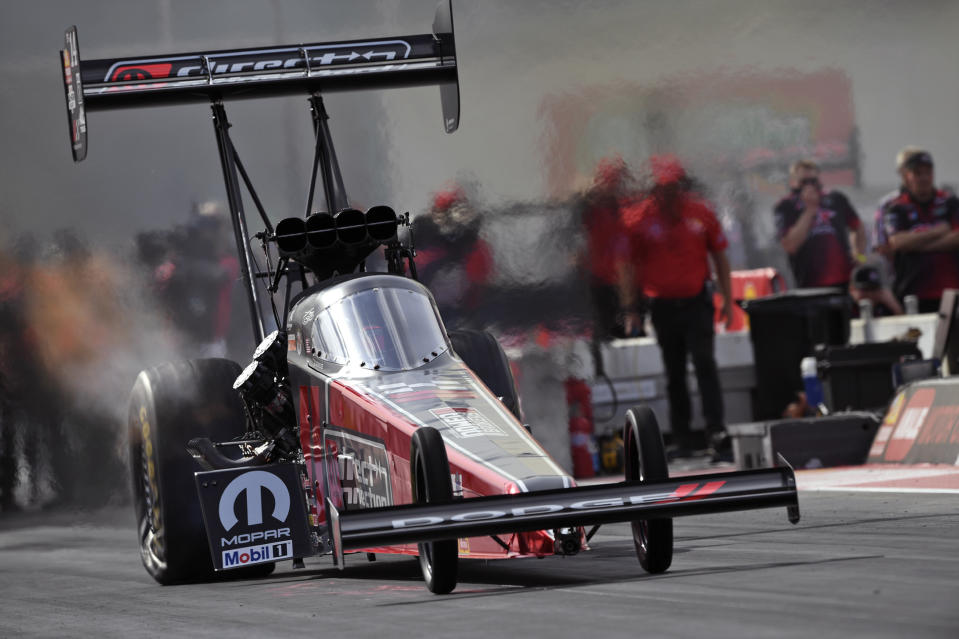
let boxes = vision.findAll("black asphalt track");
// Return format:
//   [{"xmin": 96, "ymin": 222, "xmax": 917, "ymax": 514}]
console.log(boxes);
[{"xmin": 1, "ymin": 486, "xmax": 957, "ymax": 638}]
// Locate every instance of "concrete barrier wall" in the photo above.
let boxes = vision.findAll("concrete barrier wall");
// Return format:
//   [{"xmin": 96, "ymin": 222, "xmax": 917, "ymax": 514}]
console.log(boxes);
[
  {"xmin": 589, "ymin": 332, "xmax": 756, "ymax": 441},
  {"xmin": 590, "ymin": 312, "xmax": 937, "ymax": 442}
]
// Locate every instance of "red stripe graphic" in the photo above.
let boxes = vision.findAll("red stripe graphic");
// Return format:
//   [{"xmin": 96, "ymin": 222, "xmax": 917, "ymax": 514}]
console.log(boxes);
[
  {"xmin": 673, "ymin": 483, "xmax": 700, "ymax": 499},
  {"xmin": 682, "ymin": 480, "xmax": 727, "ymax": 500}
]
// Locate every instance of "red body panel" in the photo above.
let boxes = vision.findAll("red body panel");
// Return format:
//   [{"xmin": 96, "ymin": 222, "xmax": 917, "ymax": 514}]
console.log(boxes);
[{"xmin": 295, "ymin": 376, "xmax": 567, "ymax": 559}]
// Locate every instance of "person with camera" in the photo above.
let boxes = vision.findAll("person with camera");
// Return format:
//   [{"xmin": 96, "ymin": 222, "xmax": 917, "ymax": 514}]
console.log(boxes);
[{"xmin": 774, "ymin": 159, "xmax": 865, "ymax": 290}]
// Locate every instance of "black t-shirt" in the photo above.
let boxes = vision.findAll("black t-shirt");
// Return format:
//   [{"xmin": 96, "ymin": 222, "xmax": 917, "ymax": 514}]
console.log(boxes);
[
  {"xmin": 774, "ymin": 190, "xmax": 861, "ymax": 288},
  {"xmin": 877, "ymin": 188, "xmax": 959, "ymax": 300}
]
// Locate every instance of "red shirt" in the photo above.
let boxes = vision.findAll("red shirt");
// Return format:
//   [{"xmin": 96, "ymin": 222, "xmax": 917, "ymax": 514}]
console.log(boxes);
[
  {"xmin": 584, "ymin": 200, "xmax": 628, "ymax": 285},
  {"xmin": 622, "ymin": 194, "xmax": 728, "ymax": 298}
]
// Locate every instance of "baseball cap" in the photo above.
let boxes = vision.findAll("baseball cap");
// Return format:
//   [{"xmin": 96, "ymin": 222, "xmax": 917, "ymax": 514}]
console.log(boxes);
[
  {"xmin": 897, "ymin": 147, "xmax": 934, "ymax": 172},
  {"xmin": 852, "ymin": 264, "xmax": 882, "ymax": 291},
  {"xmin": 593, "ymin": 155, "xmax": 629, "ymax": 189},
  {"xmin": 649, "ymin": 154, "xmax": 686, "ymax": 186},
  {"xmin": 431, "ymin": 186, "xmax": 465, "ymax": 212}
]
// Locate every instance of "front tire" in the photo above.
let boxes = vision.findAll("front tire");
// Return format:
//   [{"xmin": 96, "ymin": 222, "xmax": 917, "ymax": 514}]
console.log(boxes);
[
  {"xmin": 410, "ymin": 426, "xmax": 458, "ymax": 594},
  {"xmin": 624, "ymin": 405, "xmax": 673, "ymax": 574},
  {"xmin": 128, "ymin": 358, "xmax": 275, "ymax": 584}
]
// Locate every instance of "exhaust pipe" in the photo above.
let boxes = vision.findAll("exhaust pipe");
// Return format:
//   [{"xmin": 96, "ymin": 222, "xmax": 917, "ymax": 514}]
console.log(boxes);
[
  {"xmin": 365, "ymin": 205, "xmax": 398, "ymax": 242},
  {"xmin": 335, "ymin": 208, "xmax": 367, "ymax": 245},
  {"xmin": 306, "ymin": 212, "xmax": 336, "ymax": 249},
  {"xmin": 275, "ymin": 217, "xmax": 307, "ymax": 255}
]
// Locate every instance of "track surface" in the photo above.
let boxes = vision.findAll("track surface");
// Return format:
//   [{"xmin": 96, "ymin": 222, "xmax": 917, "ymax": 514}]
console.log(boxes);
[{"xmin": 2, "ymin": 469, "xmax": 958, "ymax": 638}]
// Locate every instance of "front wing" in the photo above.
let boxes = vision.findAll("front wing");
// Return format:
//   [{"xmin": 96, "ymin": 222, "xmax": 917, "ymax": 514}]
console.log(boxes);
[{"xmin": 328, "ymin": 460, "xmax": 800, "ymax": 567}]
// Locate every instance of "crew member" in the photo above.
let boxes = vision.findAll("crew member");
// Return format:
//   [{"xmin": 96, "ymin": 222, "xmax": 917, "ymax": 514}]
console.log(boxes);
[
  {"xmin": 577, "ymin": 155, "xmax": 640, "ymax": 339},
  {"xmin": 412, "ymin": 185, "xmax": 492, "ymax": 329},
  {"xmin": 774, "ymin": 159, "xmax": 865, "ymax": 290},
  {"xmin": 877, "ymin": 148, "xmax": 959, "ymax": 312},
  {"xmin": 619, "ymin": 155, "xmax": 733, "ymax": 460}
]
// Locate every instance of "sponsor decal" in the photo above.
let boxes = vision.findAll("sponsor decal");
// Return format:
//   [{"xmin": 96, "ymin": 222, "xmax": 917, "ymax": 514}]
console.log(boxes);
[
  {"xmin": 222, "ymin": 541, "xmax": 292, "ymax": 568},
  {"xmin": 196, "ymin": 464, "xmax": 313, "ymax": 572},
  {"xmin": 101, "ymin": 40, "xmax": 414, "ymax": 83},
  {"xmin": 916, "ymin": 406, "xmax": 959, "ymax": 446},
  {"xmin": 885, "ymin": 391, "xmax": 906, "ymax": 426},
  {"xmin": 869, "ymin": 424, "xmax": 895, "ymax": 459},
  {"xmin": 302, "ymin": 308, "xmax": 315, "ymax": 324},
  {"xmin": 110, "ymin": 63, "xmax": 173, "ymax": 82},
  {"xmin": 221, "ymin": 527, "xmax": 291, "ymax": 547},
  {"xmin": 375, "ymin": 380, "xmax": 471, "ymax": 394},
  {"xmin": 337, "ymin": 453, "xmax": 390, "ymax": 508},
  {"xmin": 360, "ymin": 379, "xmax": 475, "ymax": 404},
  {"xmin": 218, "ymin": 470, "xmax": 291, "ymax": 530},
  {"xmin": 430, "ymin": 406, "xmax": 506, "ymax": 438},
  {"xmin": 451, "ymin": 472, "xmax": 464, "ymax": 498},
  {"xmin": 323, "ymin": 428, "xmax": 393, "ymax": 511},
  {"xmin": 870, "ymin": 390, "xmax": 909, "ymax": 458},
  {"xmin": 138, "ymin": 405, "xmax": 163, "ymax": 550},
  {"xmin": 389, "ymin": 482, "xmax": 725, "ymax": 529},
  {"xmin": 884, "ymin": 388, "xmax": 935, "ymax": 462}
]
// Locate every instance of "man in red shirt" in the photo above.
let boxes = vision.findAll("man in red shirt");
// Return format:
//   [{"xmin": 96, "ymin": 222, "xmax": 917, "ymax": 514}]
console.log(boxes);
[
  {"xmin": 578, "ymin": 155, "xmax": 639, "ymax": 339},
  {"xmin": 619, "ymin": 155, "xmax": 733, "ymax": 460}
]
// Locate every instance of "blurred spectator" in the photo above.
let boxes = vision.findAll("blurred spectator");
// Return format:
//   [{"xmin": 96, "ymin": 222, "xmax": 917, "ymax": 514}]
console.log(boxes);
[
  {"xmin": 774, "ymin": 159, "xmax": 865, "ymax": 290},
  {"xmin": 576, "ymin": 155, "xmax": 642, "ymax": 339},
  {"xmin": 17, "ymin": 230, "xmax": 130, "ymax": 506},
  {"xmin": 0, "ymin": 234, "xmax": 49, "ymax": 509},
  {"xmin": 139, "ymin": 201, "xmax": 240, "ymax": 356},
  {"xmin": 412, "ymin": 184, "xmax": 492, "ymax": 329},
  {"xmin": 0, "ymin": 236, "xmax": 30, "ymax": 510},
  {"xmin": 619, "ymin": 155, "xmax": 733, "ymax": 460},
  {"xmin": 877, "ymin": 148, "xmax": 959, "ymax": 313}
]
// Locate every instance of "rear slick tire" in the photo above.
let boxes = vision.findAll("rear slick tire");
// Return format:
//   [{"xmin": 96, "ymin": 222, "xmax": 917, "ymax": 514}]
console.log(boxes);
[
  {"xmin": 128, "ymin": 358, "xmax": 275, "ymax": 584},
  {"xmin": 410, "ymin": 426, "xmax": 458, "ymax": 594},
  {"xmin": 624, "ymin": 405, "xmax": 674, "ymax": 574}
]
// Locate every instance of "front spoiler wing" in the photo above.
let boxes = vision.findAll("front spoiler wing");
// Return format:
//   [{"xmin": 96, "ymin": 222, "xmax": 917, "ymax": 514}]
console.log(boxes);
[{"xmin": 327, "ymin": 461, "xmax": 799, "ymax": 565}]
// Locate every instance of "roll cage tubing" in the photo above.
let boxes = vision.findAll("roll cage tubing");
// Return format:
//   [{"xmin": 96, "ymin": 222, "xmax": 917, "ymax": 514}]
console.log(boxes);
[{"xmin": 62, "ymin": 0, "xmax": 458, "ymax": 345}]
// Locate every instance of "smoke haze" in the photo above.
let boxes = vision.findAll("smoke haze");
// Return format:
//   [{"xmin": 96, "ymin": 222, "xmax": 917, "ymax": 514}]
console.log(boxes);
[{"xmin": 2, "ymin": 1, "xmax": 958, "ymax": 505}]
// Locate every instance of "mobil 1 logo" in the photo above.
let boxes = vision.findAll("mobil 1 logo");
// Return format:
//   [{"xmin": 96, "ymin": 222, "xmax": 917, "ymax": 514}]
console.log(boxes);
[{"xmin": 195, "ymin": 463, "xmax": 313, "ymax": 571}]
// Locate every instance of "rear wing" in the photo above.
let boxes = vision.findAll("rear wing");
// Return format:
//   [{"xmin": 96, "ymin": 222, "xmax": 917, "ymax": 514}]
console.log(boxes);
[{"xmin": 60, "ymin": 0, "xmax": 458, "ymax": 161}]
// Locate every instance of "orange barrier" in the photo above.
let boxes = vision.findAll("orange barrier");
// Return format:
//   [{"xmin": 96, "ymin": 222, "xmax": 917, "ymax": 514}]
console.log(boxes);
[{"xmin": 714, "ymin": 268, "xmax": 787, "ymax": 332}]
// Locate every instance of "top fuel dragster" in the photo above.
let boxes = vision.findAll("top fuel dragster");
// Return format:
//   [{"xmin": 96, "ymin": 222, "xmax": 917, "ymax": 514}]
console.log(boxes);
[{"xmin": 60, "ymin": 1, "xmax": 798, "ymax": 593}]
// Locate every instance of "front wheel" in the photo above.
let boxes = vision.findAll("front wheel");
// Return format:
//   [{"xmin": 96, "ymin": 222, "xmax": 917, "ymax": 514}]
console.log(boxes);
[
  {"xmin": 624, "ymin": 405, "xmax": 673, "ymax": 574},
  {"xmin": 128, "ymin": 358, "xmax": 275, "ymax": 584},
  {"xmin": 410, "ymin": 426, "xmax": 458, "ymax": 594}
]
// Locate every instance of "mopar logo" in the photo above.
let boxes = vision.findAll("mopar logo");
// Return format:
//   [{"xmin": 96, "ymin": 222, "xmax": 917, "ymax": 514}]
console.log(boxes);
[
  {"xmin": 218, "ymin": 471, "xmax": 291, "ymax": 531},
  {"xmin": 221, "ymin": 527, "xmax": 291, "ymax": 547}
]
